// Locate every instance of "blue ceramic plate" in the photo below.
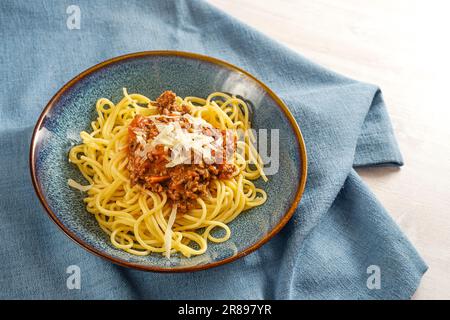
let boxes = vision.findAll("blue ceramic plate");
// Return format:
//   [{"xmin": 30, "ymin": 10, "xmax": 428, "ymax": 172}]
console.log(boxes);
[{"xmin": 30, "ymin": 51, "xmax": 307, "ymax": 272}]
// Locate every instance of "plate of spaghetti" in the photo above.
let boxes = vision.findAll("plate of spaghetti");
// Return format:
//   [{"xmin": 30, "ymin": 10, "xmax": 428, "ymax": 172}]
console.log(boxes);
[{"xmin": 30, "ymin": 51, "xmax": 307, "ymax": 271}]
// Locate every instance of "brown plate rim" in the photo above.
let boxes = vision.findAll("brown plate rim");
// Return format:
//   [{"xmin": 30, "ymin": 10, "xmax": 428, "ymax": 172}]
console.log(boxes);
[{"xmin": 29, "ymin": 50, "xmax": 308, "ymax": 272}]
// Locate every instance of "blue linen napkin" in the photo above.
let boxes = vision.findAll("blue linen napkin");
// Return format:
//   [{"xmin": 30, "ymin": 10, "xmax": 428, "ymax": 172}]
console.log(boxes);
[{"xmin": 0, "ymin": 0, "xmax": 427, "ymax": 299}]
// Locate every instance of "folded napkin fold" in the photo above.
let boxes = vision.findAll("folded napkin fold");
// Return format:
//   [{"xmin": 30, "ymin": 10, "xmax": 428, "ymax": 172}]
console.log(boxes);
[{"xmin": 0, "ymin": 0, "xmax": 427, "ymax": 299}]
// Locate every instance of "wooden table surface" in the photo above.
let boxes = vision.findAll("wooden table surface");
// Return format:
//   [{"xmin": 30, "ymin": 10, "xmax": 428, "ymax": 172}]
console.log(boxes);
[{"xmin": 208, "ymin": 0, "xmax": 450, "ymax": 300}]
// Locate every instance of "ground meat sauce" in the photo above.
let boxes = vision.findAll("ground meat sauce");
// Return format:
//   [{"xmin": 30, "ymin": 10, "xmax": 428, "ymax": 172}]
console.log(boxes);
[
  {"xmin": 156, "ymin": 90, "xmax": 190, "ymax": 115},
  {"xmin": 127, "ymin": 91, "xmax": 237, "ymax": 212}
]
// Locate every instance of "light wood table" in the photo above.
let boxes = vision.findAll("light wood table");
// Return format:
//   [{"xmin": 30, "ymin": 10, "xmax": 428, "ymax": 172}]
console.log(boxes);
[{"xmin": 208, "ymin": 0, "xmax": 450, "ymax": 300}]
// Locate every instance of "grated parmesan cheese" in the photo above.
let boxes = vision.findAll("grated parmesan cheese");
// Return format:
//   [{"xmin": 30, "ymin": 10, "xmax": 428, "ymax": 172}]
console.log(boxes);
[{"xmin": 135, "ymin": 114, "xmax": 224, "ymax": 167}]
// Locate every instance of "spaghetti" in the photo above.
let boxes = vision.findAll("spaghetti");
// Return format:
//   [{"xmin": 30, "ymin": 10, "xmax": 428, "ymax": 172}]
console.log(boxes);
[{"xmin": 68, "ymin": 89, "xmax": 267, "ymax": 258}]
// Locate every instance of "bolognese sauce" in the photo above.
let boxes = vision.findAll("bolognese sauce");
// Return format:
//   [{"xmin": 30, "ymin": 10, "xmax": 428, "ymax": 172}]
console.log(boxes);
[{"xmin": 127, "ymin": 91, "xmax": 237, "ymax": 212}]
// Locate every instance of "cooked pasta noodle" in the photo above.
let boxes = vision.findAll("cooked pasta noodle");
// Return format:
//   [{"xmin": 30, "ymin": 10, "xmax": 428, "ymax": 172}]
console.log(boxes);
[{"xmin": 68, "ymin": 89, "xmax": 267, "ymax": 258}]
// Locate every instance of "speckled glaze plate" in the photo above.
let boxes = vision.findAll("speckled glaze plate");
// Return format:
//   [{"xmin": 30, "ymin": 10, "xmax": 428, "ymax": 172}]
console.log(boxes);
[{"xmin": 30, "ymin": 51, "xmax": 307, "ymax": 272}]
